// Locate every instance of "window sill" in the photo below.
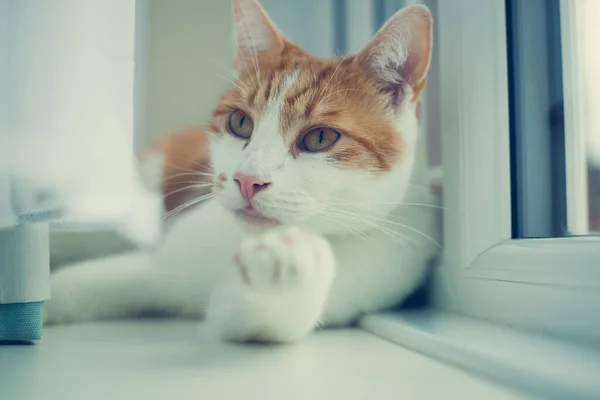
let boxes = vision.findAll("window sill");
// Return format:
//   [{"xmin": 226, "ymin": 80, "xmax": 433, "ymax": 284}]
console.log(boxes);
[
  {"xmin": 3, "ymin": 311, "xmax": 597, "ymax": 399},
  {"xmin": 2, "ymin": 320, "xmax": 529, "ymax": 400},
  {"xmin": 360, "ymin": 310, "xmax": 600, "ymax": 400},
  {"xmin": 434, "ymin": 237, "xmax": 600, "ymax": 344}
]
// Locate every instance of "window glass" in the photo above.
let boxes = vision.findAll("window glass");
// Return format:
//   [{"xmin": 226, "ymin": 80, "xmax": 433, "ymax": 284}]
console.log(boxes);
[{"xmin": 507, "ymin": 0, "xmax": 599, "ymax": 238}]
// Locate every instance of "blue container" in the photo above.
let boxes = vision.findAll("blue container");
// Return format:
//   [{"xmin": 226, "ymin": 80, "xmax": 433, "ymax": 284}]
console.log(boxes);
[{"xmin": 0, "ymin": 302, "xmax": 44, "ymax": 341}]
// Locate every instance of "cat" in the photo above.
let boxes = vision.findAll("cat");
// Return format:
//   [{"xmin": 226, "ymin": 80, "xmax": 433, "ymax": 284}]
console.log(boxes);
[{"xmin": 44, "ymin": 0, "xmax": 441, "ymax": 343}]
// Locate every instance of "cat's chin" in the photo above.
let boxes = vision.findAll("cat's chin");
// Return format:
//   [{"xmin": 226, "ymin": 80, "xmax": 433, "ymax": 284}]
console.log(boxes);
[{"xmin": 234, "ymin": 209, "xmax": 280, "ymax": 231}]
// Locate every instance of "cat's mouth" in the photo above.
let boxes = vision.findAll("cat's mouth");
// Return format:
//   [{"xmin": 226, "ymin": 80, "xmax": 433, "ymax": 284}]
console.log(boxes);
[{"xmin": 234, "ymin": 207, "xmax": 280, "ymax": 229}]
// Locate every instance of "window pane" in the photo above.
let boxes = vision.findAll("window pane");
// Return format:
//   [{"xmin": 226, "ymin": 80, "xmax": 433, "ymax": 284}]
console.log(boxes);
[{"xmin": 508, "ymin": 0, "xmax": 599, "ymax": 238}]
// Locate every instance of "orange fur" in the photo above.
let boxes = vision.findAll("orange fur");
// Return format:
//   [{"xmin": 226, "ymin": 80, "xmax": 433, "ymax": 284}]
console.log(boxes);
[
  {"xmin": 143, "ymin": 54, "xmax": 426, "ymax": 211},
  {"xmin": 138, "ymin": 126, "xmax": 211, "ymax": 214},
  {"xmin": 211, "ymin": 44, "xmax": 408, "ymax": 172}
]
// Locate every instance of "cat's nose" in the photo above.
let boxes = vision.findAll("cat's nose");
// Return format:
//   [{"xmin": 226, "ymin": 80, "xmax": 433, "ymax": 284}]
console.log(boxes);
[{"xmin": 233, "ymin": 172, "xmax": 271, "ymax": 201}]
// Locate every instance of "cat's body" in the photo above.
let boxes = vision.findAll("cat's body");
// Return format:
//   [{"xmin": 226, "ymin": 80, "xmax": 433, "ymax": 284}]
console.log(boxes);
[
  {"xmin": 47, "ymin": 186, "xmax": 438, "ymax": 337},
  {"xmin": 45, "ymin": 0, "xmax": 441, "ymax": 343}
]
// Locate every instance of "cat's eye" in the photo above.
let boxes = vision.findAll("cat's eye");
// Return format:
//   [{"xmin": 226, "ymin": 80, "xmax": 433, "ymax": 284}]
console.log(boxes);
[
  {"xmin": 228, "ymin": 110, "xmax": 254, "ymax": 139},
  {"xmin": 300, "ymin": 127, "xmax": 341, "ymax": 152}
]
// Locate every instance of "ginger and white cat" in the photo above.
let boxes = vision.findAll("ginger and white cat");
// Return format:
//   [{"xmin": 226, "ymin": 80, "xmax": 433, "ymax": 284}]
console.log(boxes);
[{"xmin": 45, "ymin": 0, "xmax": 441, "ymax": 343}]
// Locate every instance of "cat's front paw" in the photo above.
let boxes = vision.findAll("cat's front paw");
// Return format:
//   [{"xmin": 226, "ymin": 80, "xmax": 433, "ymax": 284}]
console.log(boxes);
[
  {"xmin": 206, "ymin": 226, "xmax": 335, "ymax": 343},
  {"xmin": 234, "ymin": 226, "xmax": 331, "ymax": 292}
]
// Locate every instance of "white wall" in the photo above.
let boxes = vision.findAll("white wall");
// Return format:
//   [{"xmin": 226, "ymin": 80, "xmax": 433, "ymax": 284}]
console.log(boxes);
[
  {"xmin": 261, "ymin": 0, "xmax": 335, "ymax": 57},
  {"xmin": 140, "ymin": 0, "xmax": 235, "ymax": 146}
]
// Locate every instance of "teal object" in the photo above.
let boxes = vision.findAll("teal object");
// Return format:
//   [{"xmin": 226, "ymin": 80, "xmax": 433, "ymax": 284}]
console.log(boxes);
[{"xmin": 0, "ymin": 302, "xmax": 44, "ymax": 341}]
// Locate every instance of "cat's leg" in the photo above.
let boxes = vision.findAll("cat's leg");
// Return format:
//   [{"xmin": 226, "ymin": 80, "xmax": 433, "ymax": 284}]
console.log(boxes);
[
  {"xmin": 205, "ymin": 226, "xmax": 335, "ymax": 343},
  {"xmin": 44, "ymin": 252, "xmax": 200, "ymax": 325}
]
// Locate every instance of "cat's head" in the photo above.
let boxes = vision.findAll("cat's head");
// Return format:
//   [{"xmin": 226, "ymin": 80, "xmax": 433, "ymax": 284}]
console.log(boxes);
[{"xmin": 210, "ymin": 0, "xmax": 432, "ymax": 233}]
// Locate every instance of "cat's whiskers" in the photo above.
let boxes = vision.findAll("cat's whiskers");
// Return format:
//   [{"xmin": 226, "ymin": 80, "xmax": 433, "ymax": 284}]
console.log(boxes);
[
  {"xmin": 323, "ymin": 206, "xmax": 411, "ymax": 247},
  {"xmin": 170, "ymin": 156, "xmax": 215, "ymax": 174},
  {"xmin": 165, "ymin": 164, "xmax": 208, "ymax": 175},
  {"xmin": 163, "ymin": 157, "xmax": 216, "ymax": 180},
  {"xmin": 329, "ymin": 198, "xmax": 446, "ymax": 211},
  {"xmin": 208, "ymin": 58, "xmax": 238, "ymax": 78},
  {"xmin": 316, "ymin": 210, "xmax": 375, "ymax": 242},
  {"xmin": 163, "ymin": 171, "xmax": 217, "ymax": 184},
  {"xmin": 374, "ymin": 217, "xmax": 441, "ymax": 248},
  {"xmin": 315, "ymin": 52, "xmax": 350, "ymax": 105},
  {"xmin": 163, "ymin": 183, "xmax": 215, "ymax": 200},
  {"xmin": 256, "ymin": 167, "xmax": 403, "ymax": 245},
  {"xmin": 208, "ymin": 58, "xmax": 250, "ymax": 93},
  {"xmin": 162, "ymin": 192, "xmax": 215, "ymax": 221},
  {"xmin": 327, "ymin": 206, "xmax": 440, "ymax": 248},
  {"xmin": 214, "ymin": 73, "xmax": 248, "ymax": 94},
  {"xmin": 288, "ymin": 162, "xmax": 443, "ymax": 246},
  {"xmin": 232, "ymin": 30, "xmax": 257, "ymax": 91},
  {"xmin": 315, "ymin": 33, "xmax": 372, "ymax": 103},
  {"xmin": 291, "ymin": 164, "xmax": 445, "ymax": 213},
  {"xmin": 317, "ymin": 88, "xmax": 373, "ymax": 107},
  {"xmin": 314, "ymin": 35, "xmax": 371, "ymax": 105}
]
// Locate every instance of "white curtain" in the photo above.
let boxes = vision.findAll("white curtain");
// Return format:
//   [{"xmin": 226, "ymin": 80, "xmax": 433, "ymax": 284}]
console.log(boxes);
[
  {"xmin": 0, "ymin": 1, "xmax": 159, "ymax": 307},
  {"xmin": 0, "ymin": 0, "xmax": 15, "ymax": 228},
  {"xmin": 9, "ymin": 0, "xmax": 137, "ymax": 224}
]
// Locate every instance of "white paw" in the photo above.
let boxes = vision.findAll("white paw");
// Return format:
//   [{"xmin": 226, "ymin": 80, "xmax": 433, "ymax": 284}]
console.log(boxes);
[
  {"xmin": 234, "ymin": 226, "xmax": 331, "ymax": 293},
  {"xmin": 206, "ymin": 226, "xmax": 335, "ymax": 343}
]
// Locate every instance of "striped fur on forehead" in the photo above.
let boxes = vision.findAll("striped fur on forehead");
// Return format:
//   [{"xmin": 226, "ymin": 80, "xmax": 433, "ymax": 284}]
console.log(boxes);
[{"xmin": 210, "ymin": 44, "xmax": 404, "ymax": 172}]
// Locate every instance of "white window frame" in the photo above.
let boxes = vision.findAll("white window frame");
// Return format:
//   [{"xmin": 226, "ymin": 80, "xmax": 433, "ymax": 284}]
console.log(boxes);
[
  {"xmin": 426, "ymin": 0, "xmax": 600, "ymax": 342},
  {"xmin": 359, "ymin": 1, "xmax": 600, "ymax": 396},
  {"xmin": 562, "ymin": 0, "xmax": 593, "ymax": 235}
]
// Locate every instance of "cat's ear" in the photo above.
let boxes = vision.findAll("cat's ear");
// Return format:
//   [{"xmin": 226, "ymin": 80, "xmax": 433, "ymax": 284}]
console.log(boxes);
[
  {"xmin": 232, "ymin": 0, "xmax": 286, "ymax": 72},
  {"xmin": 357, "ymin": 5, "xmax": 433, "ymax": 105}
]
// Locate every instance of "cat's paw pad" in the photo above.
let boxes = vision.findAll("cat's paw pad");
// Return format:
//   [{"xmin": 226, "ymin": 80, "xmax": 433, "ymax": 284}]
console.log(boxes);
[{"xmin": 234, "ymin": 226, "xmax": 332, "ymax": 292}]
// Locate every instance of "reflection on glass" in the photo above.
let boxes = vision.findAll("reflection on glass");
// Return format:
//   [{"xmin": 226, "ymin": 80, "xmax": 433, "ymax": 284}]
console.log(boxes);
[
  {"xmin": 509, "ymin": 0, "xmax": 599, "ymax": 238},
  {"xmin": 583, "ymin": 0, "xmax": 600, "ymax": 233},
  {"xmin": 563, "ymin": 0, "xmax": 599, "ymax": 235}
]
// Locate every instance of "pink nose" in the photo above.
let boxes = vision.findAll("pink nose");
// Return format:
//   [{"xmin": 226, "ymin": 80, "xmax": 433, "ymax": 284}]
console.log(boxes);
[{"xmin": 233, "ymin": 172, "xmax": 271, "ymax": 200}]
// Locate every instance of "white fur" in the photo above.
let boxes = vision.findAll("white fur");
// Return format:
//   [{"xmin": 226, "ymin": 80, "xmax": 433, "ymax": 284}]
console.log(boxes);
[
  {"xmin": 206, "ymin": 226, "xmax": 335, "ymax": 342},
  {"xmin": 45, "ymin": 3, "xmax": 440, "ymax": 343}
]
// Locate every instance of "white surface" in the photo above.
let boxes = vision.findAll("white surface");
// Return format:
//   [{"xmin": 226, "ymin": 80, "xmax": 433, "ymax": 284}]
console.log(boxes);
[
  {"xmin": 466, "ymin": 236, "xmax": 600, "ymax": 288},
  {"xmin": 456, "ymin": 237, "xmax": 600, "ymax": 342},
  {"xmin": 0, "ymin": 321, "xmax": 530, "ymax": 400},
  {"xmin": 433, "ymin": 0, "xmax": 511, "ymax": 316},
  {"xmin": 362, "ymin": 311, "xmax": 600, "ymax": 400},
  {"xmin": 432, "ymin": 0, "xmax": 600, "ymax": 343},
  {"xmin": 436, "ymin": 0, "xmax": 512, "ymax": 270}
]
